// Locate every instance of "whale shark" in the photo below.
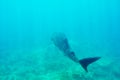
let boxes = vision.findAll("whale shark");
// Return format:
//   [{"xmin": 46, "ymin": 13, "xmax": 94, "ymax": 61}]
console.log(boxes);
[{"xmin": 51, "ymin": 32, "xmax": 101, "ymax": 72}]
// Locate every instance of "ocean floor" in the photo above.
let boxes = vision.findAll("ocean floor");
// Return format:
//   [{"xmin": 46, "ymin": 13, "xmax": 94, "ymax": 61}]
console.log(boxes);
[{"xmin": 0, "ymin": 45, "xmax": 120, "ymax": 80}]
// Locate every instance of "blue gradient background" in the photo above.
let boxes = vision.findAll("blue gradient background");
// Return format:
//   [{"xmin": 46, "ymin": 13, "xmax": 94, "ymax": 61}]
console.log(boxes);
[
  {"xmin": 0, "ymin": 0, "xmax": 120, "ymax": 55},
  {"xmin": 0, "ymin": 0, "xmax": 120, "ymax": 79}
]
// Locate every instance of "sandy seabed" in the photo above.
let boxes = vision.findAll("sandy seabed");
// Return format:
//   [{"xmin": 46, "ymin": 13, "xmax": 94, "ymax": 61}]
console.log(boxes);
[{"xmin": 0, "ymin": 45, "xmax": 120, "ymax": 80}]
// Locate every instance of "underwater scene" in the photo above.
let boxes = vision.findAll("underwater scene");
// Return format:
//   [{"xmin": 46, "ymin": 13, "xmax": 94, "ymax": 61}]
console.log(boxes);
[{"xmin": 0, "ymin": 0, "xmax": 120, "ymax": 80}]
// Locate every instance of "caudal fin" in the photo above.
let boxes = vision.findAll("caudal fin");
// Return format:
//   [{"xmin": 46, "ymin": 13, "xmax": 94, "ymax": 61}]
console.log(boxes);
[{"xmin": 79, "ymin": 57, "xmax": 101, "ymax": 72}]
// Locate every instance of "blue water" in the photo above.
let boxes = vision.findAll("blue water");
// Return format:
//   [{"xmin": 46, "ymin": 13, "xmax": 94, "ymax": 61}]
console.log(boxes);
[{"xmin": 0, "ymin": 0, "xmax": 120, "ymax": 79}]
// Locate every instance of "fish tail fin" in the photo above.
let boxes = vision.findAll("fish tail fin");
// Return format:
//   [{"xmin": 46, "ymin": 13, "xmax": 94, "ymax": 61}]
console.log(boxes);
[{"xmin": 79, "ymin": 57, "xmax": 101, "ymax": 72}]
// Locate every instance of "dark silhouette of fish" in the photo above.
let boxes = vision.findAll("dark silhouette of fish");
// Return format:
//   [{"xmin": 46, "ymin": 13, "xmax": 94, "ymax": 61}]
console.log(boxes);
[{"xmin": 51, "ymin": 32, "xmax": 101, "ymax": 72}]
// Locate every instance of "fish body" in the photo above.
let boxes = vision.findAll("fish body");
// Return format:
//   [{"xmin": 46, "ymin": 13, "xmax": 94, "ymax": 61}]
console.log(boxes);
[{"xmin": 51, "ymin": 32, "xmax": 100, "ymax": 72}]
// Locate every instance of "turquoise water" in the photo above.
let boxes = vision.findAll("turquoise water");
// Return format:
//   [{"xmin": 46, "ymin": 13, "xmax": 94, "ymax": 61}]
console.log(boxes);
[{"xmin": 0, "ymin": 0, "xmax": 120, "ymax": 80}]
